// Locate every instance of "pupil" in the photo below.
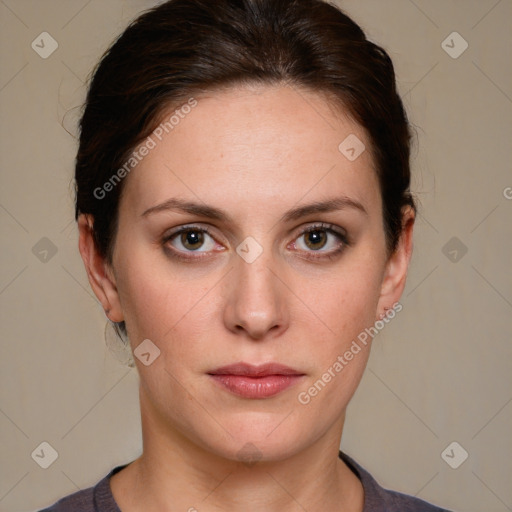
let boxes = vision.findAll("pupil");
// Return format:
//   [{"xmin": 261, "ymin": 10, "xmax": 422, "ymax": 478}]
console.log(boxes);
[
  {"xmin": 182, "ymin": 230, "xmax": 203, "ymax": 250},
  {"xmin": 306, "ymin": 230, "xmax": 326, "ymax": 249}
]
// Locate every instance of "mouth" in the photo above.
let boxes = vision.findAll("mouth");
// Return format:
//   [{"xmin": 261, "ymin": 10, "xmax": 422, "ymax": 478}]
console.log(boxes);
[{"xmin": 207, "ymin": 362, "xmax": 305, "ymax": 399}]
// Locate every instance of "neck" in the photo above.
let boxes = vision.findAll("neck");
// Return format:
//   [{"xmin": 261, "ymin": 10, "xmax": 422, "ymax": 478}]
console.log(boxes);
[{"xmin": 111, "ymin": 390, "xmax": 364, "ymax": 512}]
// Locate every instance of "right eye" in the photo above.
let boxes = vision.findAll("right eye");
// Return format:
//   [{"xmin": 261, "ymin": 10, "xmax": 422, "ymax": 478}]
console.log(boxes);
[{"xmin": 162, "ymin": 225, "xmax": 225, "ymax": 261}]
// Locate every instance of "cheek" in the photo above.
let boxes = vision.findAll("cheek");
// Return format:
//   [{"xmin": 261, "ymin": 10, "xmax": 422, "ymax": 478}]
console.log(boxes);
[
  {"xmin": 114, "ymin": 249, "xmax": 220, "ymax": 363},
  {"xmin": 301, "ymin": 261, "xmax": 383, "ymax": 342},
  {"xmin": 291, "ymin": 297, "xmax": 377, "ymax": 430},
  {"xmin": 292, "ymin": 259, "xmax": 383, "ymax": 395},
  {"xmin": 119, "ymin": 274, "xmax": 194, "ymax": 337}
]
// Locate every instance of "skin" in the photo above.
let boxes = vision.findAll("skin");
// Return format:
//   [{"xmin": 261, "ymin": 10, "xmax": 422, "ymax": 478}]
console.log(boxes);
[{"xmin": 79, "ymin": 83, "xmax": 414, "ymax": 511}]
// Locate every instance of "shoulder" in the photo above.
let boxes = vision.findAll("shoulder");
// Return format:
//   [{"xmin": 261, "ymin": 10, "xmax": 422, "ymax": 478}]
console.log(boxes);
[
  {"xmin": 339, "ymin": 451, "xmax": 453, "ymax": 512},
  {"xmin": 38, "ymin": 466, "xmax": 124, "ymax": 512},
  {"xmin": 38, "ymin": 486, "xmax": 94, "ymax": 512}
]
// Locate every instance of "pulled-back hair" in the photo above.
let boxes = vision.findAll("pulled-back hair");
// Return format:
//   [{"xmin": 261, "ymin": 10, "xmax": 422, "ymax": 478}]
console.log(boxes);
[{"xmin": 75, "ymin": 0, "xmax": 415, "ymax": 261}]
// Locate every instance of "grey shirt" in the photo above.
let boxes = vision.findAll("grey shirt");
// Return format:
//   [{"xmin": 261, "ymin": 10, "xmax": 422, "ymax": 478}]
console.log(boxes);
[{"xmin": 40, "ymin": 451, "xmax": 452, "ymax": 511}]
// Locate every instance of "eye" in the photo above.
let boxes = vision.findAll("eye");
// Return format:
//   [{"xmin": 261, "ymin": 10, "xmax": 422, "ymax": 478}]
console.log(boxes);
[
  {"xmin": 292, "ymin": 223, "xmax": 348, "ymax": 260},
  {"xmin": 164, "ymin": 225, "xmax": 220, "ymax": 254}
]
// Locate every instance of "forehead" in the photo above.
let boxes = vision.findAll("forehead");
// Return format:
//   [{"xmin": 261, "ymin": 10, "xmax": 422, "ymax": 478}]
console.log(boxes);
[{"xmin": 120, "ymin": 84, "xmax": 380, "ymax": 219}]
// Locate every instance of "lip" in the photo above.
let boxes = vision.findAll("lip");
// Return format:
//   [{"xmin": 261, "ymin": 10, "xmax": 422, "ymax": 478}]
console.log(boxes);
[{"xmin": 208, "ymin": 362, "xmax": 305, "ymax": 399}]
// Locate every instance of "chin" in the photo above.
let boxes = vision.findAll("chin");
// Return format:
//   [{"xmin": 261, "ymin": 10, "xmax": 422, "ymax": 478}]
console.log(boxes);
[{"xmin": 189, "ymin": 412, "xmax": 318, "ymax": 465}]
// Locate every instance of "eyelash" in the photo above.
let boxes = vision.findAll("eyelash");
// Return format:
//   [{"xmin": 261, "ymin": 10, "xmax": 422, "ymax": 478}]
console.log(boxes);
[{"xmin": 162, "ymin": 223, "xmax": 349, "ymax": 262}]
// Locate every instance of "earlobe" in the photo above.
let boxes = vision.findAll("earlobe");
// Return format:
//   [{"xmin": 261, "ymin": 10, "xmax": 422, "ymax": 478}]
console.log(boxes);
[
  {"xmin": 376, "ymin": 207, "xmax": 415, "ymax": 320},
  {"xmin": 77, "ymin": 214, "xmax": 124, "ymax": 323}
]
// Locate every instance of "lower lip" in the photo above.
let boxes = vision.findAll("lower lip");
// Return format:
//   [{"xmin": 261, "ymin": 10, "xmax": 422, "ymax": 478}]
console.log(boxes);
[{"xmin": 209, "ymin": 374, "xmax": 304, "ymax": 399}]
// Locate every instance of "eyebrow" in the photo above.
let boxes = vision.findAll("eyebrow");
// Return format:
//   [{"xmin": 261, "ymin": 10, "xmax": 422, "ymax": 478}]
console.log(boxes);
[{"xmin": 141, "ymin": 196, "xmax": 367, "ymax": 222}]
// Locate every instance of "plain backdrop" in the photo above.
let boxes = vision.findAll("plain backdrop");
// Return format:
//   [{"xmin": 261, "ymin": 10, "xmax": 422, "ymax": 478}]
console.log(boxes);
[{"xmin": 0, "ymin": 1, "xmax": 511, "ymax": 511}]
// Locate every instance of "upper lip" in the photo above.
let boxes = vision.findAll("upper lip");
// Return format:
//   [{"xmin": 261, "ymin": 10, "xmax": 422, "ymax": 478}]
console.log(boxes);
[{"xmin": 208, "ymin": 362, "xmax": 304, "ymax": 377}]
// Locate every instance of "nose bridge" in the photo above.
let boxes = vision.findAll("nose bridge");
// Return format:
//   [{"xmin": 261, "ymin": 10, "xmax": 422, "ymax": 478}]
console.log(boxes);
[
  {"xmin": 224, "ymin": 242, "xmax": 288, "ymax": 339},
  {"xmin": 238, "ymin": 251, "xmax": 276, "ymax": 299}
]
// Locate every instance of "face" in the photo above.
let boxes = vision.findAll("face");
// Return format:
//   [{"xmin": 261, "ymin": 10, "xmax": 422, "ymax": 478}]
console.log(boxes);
[{"xmin": 82, "ymin": 84, "xmax": 412, "ymax": 463}]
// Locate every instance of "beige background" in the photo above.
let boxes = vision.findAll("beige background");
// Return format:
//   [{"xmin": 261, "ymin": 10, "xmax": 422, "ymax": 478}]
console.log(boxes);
[{"xmin": 0, "ymin": 1, "xmax": 511, "ymax": 511}]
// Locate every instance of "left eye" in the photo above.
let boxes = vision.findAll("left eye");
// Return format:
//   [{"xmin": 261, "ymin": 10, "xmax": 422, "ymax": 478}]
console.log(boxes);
[{"xmin": 294, "ymin": 226, "xmax": 345, "ymax": 253}]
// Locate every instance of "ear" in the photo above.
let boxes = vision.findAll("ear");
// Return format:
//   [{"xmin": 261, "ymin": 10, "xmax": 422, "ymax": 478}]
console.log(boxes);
[
  {"xmin": 376, "ymin": 206, "xmax": 415, "ymax": 320},
  {"xmin": 77, "ymin": 214, "xmax": 124, "ymax": 323}
]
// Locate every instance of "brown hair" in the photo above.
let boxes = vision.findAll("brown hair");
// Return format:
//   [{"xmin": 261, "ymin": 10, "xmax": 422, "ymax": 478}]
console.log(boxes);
[{"xmin": 75, "ymin": 0, "xmax": 415, "ymax": 262}]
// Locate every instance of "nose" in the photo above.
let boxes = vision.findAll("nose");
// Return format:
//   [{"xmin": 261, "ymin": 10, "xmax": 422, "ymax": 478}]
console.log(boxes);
[{"xmin": 223, "ymin": 249, "xmax": 289, "ymax": 341}]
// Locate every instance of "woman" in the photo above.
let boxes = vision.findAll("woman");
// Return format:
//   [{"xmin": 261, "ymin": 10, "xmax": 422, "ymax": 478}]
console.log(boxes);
[{"xmin": 42, "ymin": 0, "xmax": 451, "ymax": 510}]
